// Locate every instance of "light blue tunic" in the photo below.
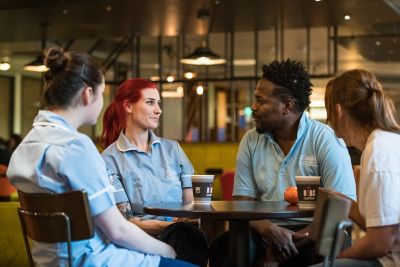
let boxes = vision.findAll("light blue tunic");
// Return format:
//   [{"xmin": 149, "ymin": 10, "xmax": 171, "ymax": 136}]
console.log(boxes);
[
  {"xmin": 7, "ymin": 110, "xmax": 160, "ymax": 267},
  {"xmin": 101, "ymin": 131, "xmax": 194, "ymax": 220},
  {"xmin": 233, "ymin": 113, "xmax": 357, "ymax": 201}
]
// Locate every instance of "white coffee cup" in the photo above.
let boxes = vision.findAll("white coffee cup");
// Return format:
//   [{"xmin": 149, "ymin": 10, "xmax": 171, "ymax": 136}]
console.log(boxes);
[
  {"xmin": 295, "ymin": 176, "xmax": 321, "ymax": 208},
  {"xmin": 191, "ymin": 175, "xmax": 214, "ymax": 203}
]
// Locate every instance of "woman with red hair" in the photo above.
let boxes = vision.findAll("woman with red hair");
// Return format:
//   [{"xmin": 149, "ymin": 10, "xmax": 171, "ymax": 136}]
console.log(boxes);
[
  {"xmin": 7, "ymin": 48, "xmax": 195, "ymax": 267},
  {"xmin": 101, "ymin": 78, "xmax": 208, "ymax": 267}
]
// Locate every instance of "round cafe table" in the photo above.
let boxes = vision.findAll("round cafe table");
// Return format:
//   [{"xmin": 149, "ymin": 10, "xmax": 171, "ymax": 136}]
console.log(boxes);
[{"xmin": 144, "ymin": 200, "xmax": 314, "ymax": 267}]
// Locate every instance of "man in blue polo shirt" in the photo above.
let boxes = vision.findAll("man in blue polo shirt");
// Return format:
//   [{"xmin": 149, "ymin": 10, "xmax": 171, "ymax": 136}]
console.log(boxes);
[{"xmin": 209, "ymin": 59, "xmax": 356, "ymax": 267}]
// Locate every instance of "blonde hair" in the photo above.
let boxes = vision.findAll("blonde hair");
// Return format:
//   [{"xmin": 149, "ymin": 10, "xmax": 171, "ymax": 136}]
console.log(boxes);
[{"xmin": 325, "ymin": 69, "xmax": 400, "ymax": 133}]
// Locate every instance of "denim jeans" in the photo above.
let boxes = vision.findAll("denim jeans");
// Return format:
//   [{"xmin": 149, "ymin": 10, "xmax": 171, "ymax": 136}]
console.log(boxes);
[
  {"xmin": 208, "ymin": 231, "xmax": 336, "ymax": 267},
  {"xmin": 159, "ymin": 257, "xmax": 199, "ymax": 267},
  {"xmin": 309, "ymin": 258, "xmax": 382, "ymax": 267}
]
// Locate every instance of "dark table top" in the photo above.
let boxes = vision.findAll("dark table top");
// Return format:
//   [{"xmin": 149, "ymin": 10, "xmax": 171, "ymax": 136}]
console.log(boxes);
[{"xmin": 144, "ymin": 200, "xmax": 314, "ymax": 221}]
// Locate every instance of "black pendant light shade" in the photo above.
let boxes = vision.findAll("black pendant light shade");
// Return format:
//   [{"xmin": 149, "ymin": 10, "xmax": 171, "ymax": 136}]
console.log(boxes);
[
  {"xmin": 180, "ymin": 6, "xmax": 226, "ymax": 66},
  {"xmin": 180, "ymin": 46, "xmax": 226, "ymax": 65}
]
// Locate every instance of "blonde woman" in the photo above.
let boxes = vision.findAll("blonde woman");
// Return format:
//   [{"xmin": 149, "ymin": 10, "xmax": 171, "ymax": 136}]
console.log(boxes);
[{"xmin": 311, "ymin": 69, "xmax": 400, "ymax": 267}]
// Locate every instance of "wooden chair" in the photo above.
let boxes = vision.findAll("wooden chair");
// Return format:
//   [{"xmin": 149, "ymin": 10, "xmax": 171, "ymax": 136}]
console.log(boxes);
[
  {"xmin": 17, "ymin": 190, "xmax": 94, "ymax": 267},
  {"xmin": 310, "ymin": 188, "xmax": 352, "ymax": 267}
]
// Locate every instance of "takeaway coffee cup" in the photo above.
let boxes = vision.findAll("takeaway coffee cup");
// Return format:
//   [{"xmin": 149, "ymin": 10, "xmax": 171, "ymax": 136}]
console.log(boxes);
[
  {"xmin": 191, "ymin": 175, "xmax": 214, "ymax": 203},
  {"xmin": 295, "ymin": 176, "xmax": 321, "ymax": 208}
]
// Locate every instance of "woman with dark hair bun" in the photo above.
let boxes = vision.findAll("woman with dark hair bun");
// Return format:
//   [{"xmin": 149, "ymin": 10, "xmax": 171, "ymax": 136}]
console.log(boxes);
[
  {"xmin": 7, "ymin": 48, "xmax": 197, "ymax": 267},
  {"xmin": 310, "ymin": 69, "xmax": 400, "ymax": 267},
  {"xmin": 100, "ymin": 78, "xmax": 209, "ymax": 267}
]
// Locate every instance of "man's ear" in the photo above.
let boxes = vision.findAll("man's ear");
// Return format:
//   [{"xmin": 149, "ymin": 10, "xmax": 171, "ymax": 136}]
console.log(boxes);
[
  {"xmin": 82, "ymin": 86, "xmax": 93, "ymax": 106},
  {"xmin": 123, "ymin": 100, "xmax": 133, "ymax": 113},
  {"xmin": 283, "ymin": 99, "xmax": 295, "ymax": 114}
]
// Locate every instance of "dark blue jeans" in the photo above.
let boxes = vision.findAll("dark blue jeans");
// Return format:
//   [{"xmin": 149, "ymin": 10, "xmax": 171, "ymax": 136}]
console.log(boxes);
[
  {"xmin": 310, "ymin": 258, "xmax": 382, "ymax": 267},
  {"xmin": 209, "ymin": 229, "xmax": 351, "ymax": 267},
  {"xmin": 159, "ymin": 257, "xmax": 199, "ymax": 267}
]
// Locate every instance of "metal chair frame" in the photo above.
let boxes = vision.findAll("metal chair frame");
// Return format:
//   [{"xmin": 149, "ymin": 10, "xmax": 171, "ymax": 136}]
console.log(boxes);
[
  {"xmin": 18, "ymin": 210, "xmax": 73, "ymax": 267},
  {"xmin": 322, "ymin": 220, "xmax": 353, "ymax": 267},
  {"xmin": 311, "ymin": 188, "xmax": 353, "ymax": 267},
  {"xmin": 16, "ymin": 190, "xmax": 93, "ymax": 267}
]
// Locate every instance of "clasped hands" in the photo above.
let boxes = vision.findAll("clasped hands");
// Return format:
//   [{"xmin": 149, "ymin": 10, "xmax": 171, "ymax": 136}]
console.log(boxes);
[{"xmin": 263, "ymin": 224, "xmax": 309, "ymax": 266}]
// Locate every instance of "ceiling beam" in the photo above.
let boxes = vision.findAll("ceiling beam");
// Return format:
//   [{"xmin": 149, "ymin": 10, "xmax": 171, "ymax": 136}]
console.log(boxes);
[{"xmin": 383, "ymin": 0, "xmax": 400, "ymax": 15}]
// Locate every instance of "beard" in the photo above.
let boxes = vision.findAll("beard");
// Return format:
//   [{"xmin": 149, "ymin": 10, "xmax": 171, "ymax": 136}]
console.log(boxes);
[
  {"xmin": 254, "ymin": 119, "xmax": 269, "ymax": 134},
  {"xmin": 254, "ymin": 116, "xmax": 279, "ymax": 134},
  {"xmin": 255, "ymin": 124, "xmax": 267, "ymax": 134}
]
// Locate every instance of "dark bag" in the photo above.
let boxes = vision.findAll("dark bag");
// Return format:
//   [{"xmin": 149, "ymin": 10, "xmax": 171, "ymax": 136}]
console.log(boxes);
[{"xmin": 159, "ymin": 222, "xmax": 209, "ymax": 267}]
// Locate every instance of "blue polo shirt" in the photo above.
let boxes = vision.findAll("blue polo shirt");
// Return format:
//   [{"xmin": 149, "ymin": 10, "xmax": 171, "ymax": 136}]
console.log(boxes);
[
  {"xmin": 101, "ymin": 131, "xmax": 194, "ymax": 220},
  {"xmin": 7, "ymin": 110, "xmax": 161, "ymax": 267},
  {"xmin": 233, "ymin": 113, "xmax": 356, "ymax": 201}
]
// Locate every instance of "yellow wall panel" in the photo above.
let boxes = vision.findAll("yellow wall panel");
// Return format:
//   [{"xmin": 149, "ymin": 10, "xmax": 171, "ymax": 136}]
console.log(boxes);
[{"xmin": 180, "ymin": 143, "xmax": 239, "ymax": 174}]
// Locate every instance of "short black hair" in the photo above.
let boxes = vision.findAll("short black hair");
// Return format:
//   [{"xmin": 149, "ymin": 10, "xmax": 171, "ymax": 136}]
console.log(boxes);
[{"xmin": 262, "ymin": 59, "xmax": 313, "ymax": 112}]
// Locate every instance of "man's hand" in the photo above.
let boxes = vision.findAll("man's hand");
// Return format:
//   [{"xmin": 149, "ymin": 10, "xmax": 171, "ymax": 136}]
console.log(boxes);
[{"xmin": 264, "ymin": 224, "xmax": 309, "ymax": 262}]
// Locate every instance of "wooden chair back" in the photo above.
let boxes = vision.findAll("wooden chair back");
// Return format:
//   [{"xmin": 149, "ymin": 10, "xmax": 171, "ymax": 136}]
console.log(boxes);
[
  {"xmin": 17, "ymin": 190, "xmax": 94, "ymax": 267},
  {"xmin": 310, "ymin": 188, "xmax": 352, "ymax": 267}
]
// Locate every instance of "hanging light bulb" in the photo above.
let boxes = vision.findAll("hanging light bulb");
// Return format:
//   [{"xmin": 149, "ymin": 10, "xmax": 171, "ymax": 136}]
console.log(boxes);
[
  {"xmin": 0, "ymin": 62, "xmax": 11, "ymax": 71},
  {"xmin": 184, "ymin": 71, "xmax": 196, "ymax": 79},
  {"xmin": 163, "ymin": 45, "xmax": 176, "ymax": 82},
  {"xmin": 180, "ymin": 7, "xmax": 226, "ymax": 65},
  {"xmin": 180, "ymin": 45, "xmax": 226, "ymax": 65},
  {"xmin": 166, "ymin": 75, "xmax": 175, "ymax": 83},
  {"xmin": 23, "ymin": 23, "xmax": 50, "ymax": 72},
  {"xmin": 196, "ymin": 84, "xmax": 204, "ymax": 95}
]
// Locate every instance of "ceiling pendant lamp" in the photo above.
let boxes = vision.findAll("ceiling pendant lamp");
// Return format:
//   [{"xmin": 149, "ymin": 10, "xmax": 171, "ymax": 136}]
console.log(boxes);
[
  {"xmin": 180, "ymin": 41, "xmax": 226, "ymax": 65},
  {"xmin": 180, "ymin": 7, "xmax": 226, "ymax": 66},
  {"xmin": 0, "ymin": 61, "xmax": 11, "ymax": 71},
  {"xmin": 23, "ymin": 54, "xmax": 47, "ymax": 72},
  {"xmin": 23, "ymin": 23, "xmax": 49, "ymax": 72}
]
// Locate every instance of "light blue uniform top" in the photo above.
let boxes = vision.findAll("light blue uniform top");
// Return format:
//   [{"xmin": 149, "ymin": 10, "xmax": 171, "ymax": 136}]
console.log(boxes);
[
  {"xmin": 7, "ymin": 110, "xmax": 160, "ymax": 267},
  {"xmin": 233, "ymin": 113, "xmax": 357, "ymax": 201},
  {"xmin": 101, "ymin": 131, "xmax": 194, "ymax": 220}
]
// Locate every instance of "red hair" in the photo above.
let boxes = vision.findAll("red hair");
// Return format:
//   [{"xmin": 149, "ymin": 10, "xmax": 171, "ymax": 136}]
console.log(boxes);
[{"xmin": 100, "ymin": 78, "xmax": 157, "ymax": 148}]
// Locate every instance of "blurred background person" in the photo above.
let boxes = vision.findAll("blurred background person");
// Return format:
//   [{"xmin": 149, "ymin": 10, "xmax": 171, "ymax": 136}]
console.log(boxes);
[
  {"xmin": 8, "ymin": 134, "xmax": 22, "ymax": 152},
  {"xmin": 0, "ymin": 137, "xmax": 11, "ymax": 166}
]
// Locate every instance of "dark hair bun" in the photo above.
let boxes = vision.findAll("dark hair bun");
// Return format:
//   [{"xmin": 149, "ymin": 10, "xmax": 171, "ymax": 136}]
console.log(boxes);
[{"xmin": 45, "ymin": 47, "xmax": 66, "ymax": 71}]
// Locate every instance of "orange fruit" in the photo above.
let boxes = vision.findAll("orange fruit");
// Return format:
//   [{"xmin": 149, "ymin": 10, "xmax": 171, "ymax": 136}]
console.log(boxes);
[{"xmin": 284, "ymin": 186, "xmax": 298, "ymax": 205}]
